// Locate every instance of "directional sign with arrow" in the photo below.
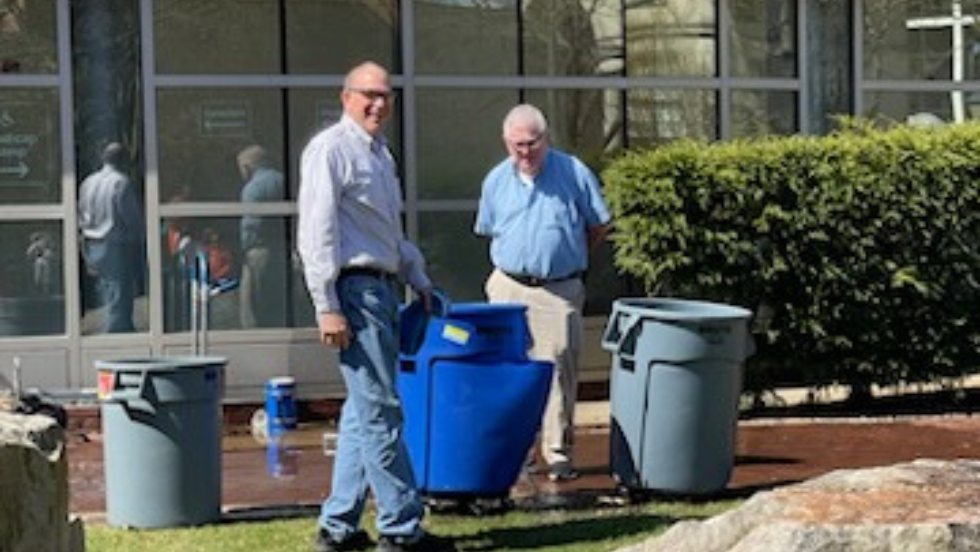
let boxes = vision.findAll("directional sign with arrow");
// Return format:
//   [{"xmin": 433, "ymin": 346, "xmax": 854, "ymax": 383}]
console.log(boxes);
[{"xmin": 0, "ymin": 102, "xmax": 53, "ymax": 188}]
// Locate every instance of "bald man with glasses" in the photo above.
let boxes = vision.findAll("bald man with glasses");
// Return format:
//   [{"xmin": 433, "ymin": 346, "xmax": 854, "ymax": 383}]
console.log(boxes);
[{"xmin": 298, "ymin": 61, "xmax": 455, "ymax": 552}]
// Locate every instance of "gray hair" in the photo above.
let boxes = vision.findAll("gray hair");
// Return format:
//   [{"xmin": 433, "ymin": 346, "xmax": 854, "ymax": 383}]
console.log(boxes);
[
  {"xmin": 237, "ymin": 144, "xmax": 269, "ymax": 170},
  {"xmin": 502, "ymin": 104, "xmax": 548, "ymax": 136},
  {"xmin": 101, "ymin": 142, "xmax": 127, "ymax": 166}
]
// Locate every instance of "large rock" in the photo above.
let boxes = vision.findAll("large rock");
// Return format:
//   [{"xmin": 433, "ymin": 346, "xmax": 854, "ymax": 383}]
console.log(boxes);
[
  {"xmin": 627, "ymin": 459, "xmax": 980, "ymax": 552},
  {"xmin": 0, "ymin": 412, "xmax": 84, "ymax": 552}
]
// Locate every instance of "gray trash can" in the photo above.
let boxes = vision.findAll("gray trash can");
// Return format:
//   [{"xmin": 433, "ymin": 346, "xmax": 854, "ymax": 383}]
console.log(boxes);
[
  {"xmin": 602, "ymin": 298, "xmax": 752, "ymax": 494},
  {"xmin": 96, "ymin": 356, "xmax": 226, "ymax": 528}
]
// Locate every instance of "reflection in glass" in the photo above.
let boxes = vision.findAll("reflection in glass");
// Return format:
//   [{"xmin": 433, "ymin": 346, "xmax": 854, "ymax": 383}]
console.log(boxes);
[
  {"xmin": 161, "ymin": 215, "xmax": 304, "ymax": 332},
  {"xmin": 0, "ymin": 0, "xmax": 57, "ymax": 73},
  {"xmin": 523, "ymin": 0, "xmax": 623, "ymax": 77},
  {"xmin": 286, "ymin": 0, "xmax": 398, "ymax": 74},
  {"xmin": 79, "ymin": 143, "xmax": 146, "ymax": 335},
  {"xmin": 0, "ymin": 221, "xmax": 64, "ymax": 337},
  {"xmin": 806, "ymin": 0, "xmax": 853, "ymax": 135},
  {"xmin": 415, "ymin": 0, "xmax": 517, "ymax": 75},
  {"xmin": 730, "ymin": 0, "xmax": 796, "ymax": 78},
  {"xmin": 417, "ymin": 89, "xmax": 517, "ymax": 200},
  {"xmin": 864, "ymin": 0, "xmax": 980, "ymax": 82},
  {"xmin": 237, "ymin": 146, "xmax": 287, "ymax": 329},
  {"xmin": 525, "ymin": 88, "xmax": 623, "ymax": 157},
  {"xmin": 419, "ymin": 212, "xmax": 492, "ymax": 302},
  {"xmin": 157, "ymin": 89, "xmax": 286, "ymax": 203},
  {"xmin": 731, "ymin": 90, "xmax": 798, "ymax": 137},
  {"xmin": 863, "ymin": 91, "xmax": 958, "ymax": 126},
  {"xmin": 0, "ymin": 89, "xmax": 60, "ymax": 204},
  {"xmin": 626, "ymin": 0, "xmax": 716, "ymax": 77},
  {"xmin": 626, "ymin": 89, "xmax": 717, "ymax": 147},
  {"xmin": 154, "ymin": 0, "xmax": 281, "ymax": 74}
]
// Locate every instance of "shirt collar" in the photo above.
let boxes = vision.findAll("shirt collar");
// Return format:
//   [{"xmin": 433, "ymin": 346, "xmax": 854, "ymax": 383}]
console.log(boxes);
[{"xmin": 340, "ymin": 114, "xmax": 387, "ymax": 152}]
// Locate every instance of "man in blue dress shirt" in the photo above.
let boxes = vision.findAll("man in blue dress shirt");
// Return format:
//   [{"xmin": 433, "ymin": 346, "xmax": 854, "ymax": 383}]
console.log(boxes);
[
  {"xmin": 297, "ymin": 61, "xmax": 455, "ymax": 552},
  {"xmin": 475, "ymin": 104, "xmax": 611, "ymax": 483}
]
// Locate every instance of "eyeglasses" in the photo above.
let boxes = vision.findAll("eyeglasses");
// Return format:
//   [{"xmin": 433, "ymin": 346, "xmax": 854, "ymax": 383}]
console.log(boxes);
[
  {"xmin": 506, "ymin": 134, "xmax": 545, "ymax": 151},
  {"xmin": 348, "ymin": 88, "xmax": 395, "ymax": 102}
]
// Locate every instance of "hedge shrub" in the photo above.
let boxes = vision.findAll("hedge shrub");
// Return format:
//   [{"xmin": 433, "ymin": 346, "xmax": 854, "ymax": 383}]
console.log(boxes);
[{"xmin": 602, "ymin": 123, "xmax": 980, "ymax": 393}]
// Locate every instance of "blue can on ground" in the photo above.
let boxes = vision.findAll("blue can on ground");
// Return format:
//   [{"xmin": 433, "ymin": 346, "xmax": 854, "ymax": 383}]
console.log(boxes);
[
  {"xmin": 398, "ymin": 301, "xmax": 551, "ymax": 497},
  {"xmin": 265, "ymin": 376, "xmax": 297, "ymax": 436},
  {"xmin": 602, "ymin": 297, "xmax": 753, "ymax": 495}
]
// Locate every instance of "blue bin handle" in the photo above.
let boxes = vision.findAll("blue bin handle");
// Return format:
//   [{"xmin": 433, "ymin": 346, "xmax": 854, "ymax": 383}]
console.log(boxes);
[{"xmin": 102, "ymin": 370, "xmax": 148, "ymax": 403}]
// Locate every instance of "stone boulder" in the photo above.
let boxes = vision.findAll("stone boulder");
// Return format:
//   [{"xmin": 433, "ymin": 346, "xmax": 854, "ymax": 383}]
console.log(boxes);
[
  {"xmin": 625, "ymin": 459, "xmax": 980, "ymax": 552},
  {"xmin": 0, "ymin": 411, "xmax": 84, "ymax": 552}
]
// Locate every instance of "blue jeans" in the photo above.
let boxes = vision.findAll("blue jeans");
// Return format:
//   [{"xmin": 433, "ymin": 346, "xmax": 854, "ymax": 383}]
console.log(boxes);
[{"xmin": 319, "ymin": 274, "xmax": 423, "ymax": 541}]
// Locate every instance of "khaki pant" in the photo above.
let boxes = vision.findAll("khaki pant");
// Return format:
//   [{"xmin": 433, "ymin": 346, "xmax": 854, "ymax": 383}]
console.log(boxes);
[{"xmin": 485, "ymin": 268, "xmax": 585, "ymax": 467}]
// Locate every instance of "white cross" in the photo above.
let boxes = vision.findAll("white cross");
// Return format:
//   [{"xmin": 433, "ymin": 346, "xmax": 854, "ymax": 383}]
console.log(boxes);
[{"xmin": 907, "ymin": 0, "xmax": 977, "ymax": 122}]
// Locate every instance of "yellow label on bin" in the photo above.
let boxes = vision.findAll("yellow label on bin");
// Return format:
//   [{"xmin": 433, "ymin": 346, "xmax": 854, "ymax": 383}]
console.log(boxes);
[{"xmin": 441, "ymin": 324, "xmax": 471, "ymax": 345}]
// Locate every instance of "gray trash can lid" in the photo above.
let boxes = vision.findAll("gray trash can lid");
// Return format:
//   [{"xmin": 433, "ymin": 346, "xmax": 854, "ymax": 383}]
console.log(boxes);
[
  {"xmin": 95, "ymin": 356, "xmax": 227, "ymax": 373},
  {"xmin": 613, "ymin": 298, "xmax": 751, "ymax": 321}
]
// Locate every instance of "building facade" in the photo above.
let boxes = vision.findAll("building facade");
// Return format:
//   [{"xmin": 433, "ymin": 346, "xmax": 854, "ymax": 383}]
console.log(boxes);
[{"xmin": 0, "ymin": 0, "xmax": 974, "ymax": 400}]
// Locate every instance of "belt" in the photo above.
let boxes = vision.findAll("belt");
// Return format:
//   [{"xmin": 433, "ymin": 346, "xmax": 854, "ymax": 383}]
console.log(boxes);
[
  {"xmin": 502, "ymin": 270, "xmax": 584, "ymax": 287},
  {"xmin": 339, "ymin": 266, "xmax": 396, "ymax": 282}
]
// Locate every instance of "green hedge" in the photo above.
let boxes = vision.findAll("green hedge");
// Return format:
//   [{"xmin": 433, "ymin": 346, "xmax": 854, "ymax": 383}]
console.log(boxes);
[{"xmin": 602, "ymin": 122, "xmax": 980, "ymax": 393}]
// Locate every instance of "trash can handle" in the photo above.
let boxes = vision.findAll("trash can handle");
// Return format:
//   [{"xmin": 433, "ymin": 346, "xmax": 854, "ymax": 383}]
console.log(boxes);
[
  {"xmin": 601, "ymin": 309, "xmax": 642, "ymax": 358},
  {"xmin": 103, "ymin": 370, "xmax": 148, "ymax": 403}
]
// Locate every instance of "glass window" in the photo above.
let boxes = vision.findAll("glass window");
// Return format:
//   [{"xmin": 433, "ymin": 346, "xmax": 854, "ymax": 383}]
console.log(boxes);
[
  {"xmin": 157, "ymin": 89, "xmax": 287, "ymax": 203},
  {"xmin": 415, "ymin": 0, "xmax": 518, "ymax": 75},
  {"xmin": 626, "ymin": 0, "xmax": 716, "ymax": 78},
  {"xmin": 0, "ymin": 89, "xmax": 60, "ymax": 204},
  {"xmin": 863, "ymin": 91, "xmax": 963, "ymax": 125},
  {"xmin": 161, "ymin": 215, "xmax": 308, "ymax": 332},
  {"xmin": 286, "ymin": 0, "xmax": 398, "ymax": 74},
  {"xmin": 729, "ymin": 0, "xmax": 797, "ymax": 78},
  {"xmin": 525, "ymin": 88, "xmax": 624, "ymax": 157},
  {"xmin": 416, "ymin": 88, "xmax": 517, "ymax": 200},
  {"xmin": 418, "ymin": 211, "xmax": 492, "ymax": 302},
  {"xmin": 864, "ymin": 0, "xmax": 980, "ymax": 81},
  {"xmin": 805, "ymin": 0, "xmax": 853, "ymax": 135},
  {"xmin": 154, "ymin": 0, "xmax": 282, "ymax": 74},
  {"xmin": 522, "ymin": 0, "xmax": 624, "ymax": 77},
  {"xmin": 731, "ymin": 90, "xmax": 798, "ymax": 137},
  {"xmin": 626, "ymin": 88, "xmax": 717, "ymax": 147},
  {"xmin": 0, "ymin": 0, "xmax": 58, "ymax": 74},
  {"xmin": 0, "ymin": 221, "xmax": 64, "ymax": 337}
]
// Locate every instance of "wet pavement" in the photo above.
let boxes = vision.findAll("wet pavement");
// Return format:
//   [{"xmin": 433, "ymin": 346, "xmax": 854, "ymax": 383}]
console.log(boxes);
[{"xmin": 66, "ymin": 403, "xmax": 980, "ymax": 519}]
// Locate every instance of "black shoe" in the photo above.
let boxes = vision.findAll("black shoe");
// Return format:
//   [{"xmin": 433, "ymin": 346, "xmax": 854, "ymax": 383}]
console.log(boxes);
[
  {"xmin": 376, "ymin": 531, "xmax": 457, "ymax": 552},
  {"xmin": 314, "ymin": 529, "xmax": 372, "ymax": 552}
]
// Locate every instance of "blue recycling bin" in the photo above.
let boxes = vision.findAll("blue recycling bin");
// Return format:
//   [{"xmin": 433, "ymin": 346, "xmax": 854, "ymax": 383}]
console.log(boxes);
[
  {"xmin": 602, "ymin": 298, "xmax": 752, "ymax": 494},
  {"xmin": 97, "ymin": 356, "xmax": 225, "ymax": 528},
  {"xmin": 398, "ymin": 302, "xmax": 552, "ymax": 496}
]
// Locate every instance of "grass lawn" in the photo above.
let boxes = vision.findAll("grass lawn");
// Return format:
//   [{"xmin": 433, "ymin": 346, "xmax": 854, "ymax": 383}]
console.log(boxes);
[{"xmin": 85, "ymin": 498, "xmax": 740, "ymax": 552}]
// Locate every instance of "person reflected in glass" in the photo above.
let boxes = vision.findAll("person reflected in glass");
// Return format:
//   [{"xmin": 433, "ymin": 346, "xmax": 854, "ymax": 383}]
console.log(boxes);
[
  {"xmin": 474, "ymin": 104, "xmax": 611, "ymax": 483},
  {"xmin": 297, "ymin": 61, "xmax": 456, "ymax": 552},
  {"xmin": 78, "ymin": 142, "xmax": 144, "ymax": 333},
  {"xmin": 237, "ymin": 144, "xmax": 286, "ymax": 328}
]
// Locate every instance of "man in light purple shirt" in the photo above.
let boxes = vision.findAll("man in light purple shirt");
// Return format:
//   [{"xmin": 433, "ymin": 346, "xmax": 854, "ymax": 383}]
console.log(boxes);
[{"xmin": 297, "ymin": 61, "xmax": 455, "ymax": 552}]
